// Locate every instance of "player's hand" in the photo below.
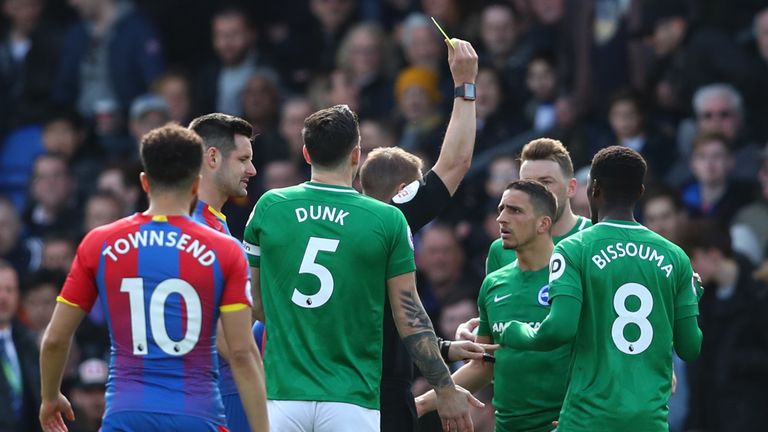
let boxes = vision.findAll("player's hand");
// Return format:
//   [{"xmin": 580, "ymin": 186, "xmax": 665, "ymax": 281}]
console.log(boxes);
[
  {"xmin": 40, "ymin": 393, "xmax": 75, "ymax": 432},
  {"xmin": 435, "ymin": 385, "xmax": 482, "ymax": 432},
  {"xmin": 446, "ymin": 38, "xmax": 478, "ymax": 87},
  {"xmin": 447, "ymin": 340, "xmax": 500, "ymax": 362},
  {"xmin": 455, "ymin": 317, "xmax": 480, "ymax": 342}
]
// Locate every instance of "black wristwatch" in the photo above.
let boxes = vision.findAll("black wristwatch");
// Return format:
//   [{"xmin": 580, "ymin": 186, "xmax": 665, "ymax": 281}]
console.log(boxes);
[{"xmin": 454, "ymin": 83, "xmax": 476, "ymax": 101}]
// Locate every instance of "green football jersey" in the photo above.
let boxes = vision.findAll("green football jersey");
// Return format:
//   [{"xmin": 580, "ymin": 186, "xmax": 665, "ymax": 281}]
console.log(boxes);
[
  {"xmin": 486, "ymin": 216, "xmax": 591, "ymax": 274},
  {"xmin": 243, "ymin": 182, "xmax": 416, "ymax": 410},
  {"xmin": 548, "ymin": 220, "xmax": 700, "ymax": 431},
  {"xmin": 478, "ymin": 262, "xmax": 570, "ymax": 432}
]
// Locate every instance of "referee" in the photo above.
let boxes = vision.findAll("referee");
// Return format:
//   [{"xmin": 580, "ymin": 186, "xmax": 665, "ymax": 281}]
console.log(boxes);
[{"xmin": 360, "ymin": 38, "xmax": 482, "ymax": 432}]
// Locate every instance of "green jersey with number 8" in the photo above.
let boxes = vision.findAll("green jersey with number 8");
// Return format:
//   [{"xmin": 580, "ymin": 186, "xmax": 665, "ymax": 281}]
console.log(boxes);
[
  {"xmin": 243, "ymin": 182, "xmax": 416, "ymax": 410},
  {"xmin": 548, "ymin": 220, "xmax": 699, "ymax": 431}
]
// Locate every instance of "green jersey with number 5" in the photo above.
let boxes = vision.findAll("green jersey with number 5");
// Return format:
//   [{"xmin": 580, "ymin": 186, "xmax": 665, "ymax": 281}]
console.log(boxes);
[
  {"xmin": 548, "ymin": 220, "xmax": 699, "ymax": 431},
  {"xmin": 243, "ymin": 182, "xmax": 416, "ymax": 410}
]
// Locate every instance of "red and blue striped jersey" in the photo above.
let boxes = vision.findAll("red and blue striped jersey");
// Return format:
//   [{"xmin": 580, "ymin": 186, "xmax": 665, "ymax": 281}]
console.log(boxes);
[
  {"xmin": 191, "ymin": 200, "xmax": 237, "ymax": 397},
  {"xmin": 58, "ymin": 213, "xmax": 252, "ymax": 423}
]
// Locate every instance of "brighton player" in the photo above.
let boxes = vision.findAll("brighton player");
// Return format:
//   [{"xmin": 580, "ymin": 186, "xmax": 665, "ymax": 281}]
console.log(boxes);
[
  {"xmin": 501, "ymin": 146, "xmax": 702, "ymax": 431},
  {"xmin": 486, "ymin": 138, "xmax": 591, "ymax": 274},
  {"xmin": 39, "ymin": 125, "xmax": 268, "ymax": 432},
  {"xmin": 416, "ymin": 180, "xmax": 568, "ymax": 432},
  {"xmin": 244, "ymin": 105, "xmax": 479, "ymax": 431},
  {"xmin": 189, "ymin": 113, "xmax": 257, "ymax": 432},
  {"xmin": 458, "ymin": 138, "xmax": 591, "ymax": 341}
]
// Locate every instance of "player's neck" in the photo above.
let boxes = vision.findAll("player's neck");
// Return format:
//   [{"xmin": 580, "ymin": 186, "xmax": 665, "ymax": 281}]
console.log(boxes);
[
  {"xmin": 144, "ymin": 194, "xmax": 194, "ymax": 217},
  {"xmin": 310, "ymin": 168, "xmax": 355, "ymax": 187},
  {"xmin": 552, "ymin": 208, "xmax": 579, "ymax": 237},
  {"xmin": 516, "ymin": 237, "xmax": 554, "ymax": 272},
  {"xmin": 598, "ymin": 205, "xmax": 636, "ymax": 223},
  {"xmin": 197, "ymin": 181, "xmax": 227, "ymax": 213}
]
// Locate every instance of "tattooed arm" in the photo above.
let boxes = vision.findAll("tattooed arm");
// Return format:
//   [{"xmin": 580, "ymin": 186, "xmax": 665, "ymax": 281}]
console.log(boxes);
[{"xmin": 387, "ymin": 272, "xmax": 480, "ymax": 432}]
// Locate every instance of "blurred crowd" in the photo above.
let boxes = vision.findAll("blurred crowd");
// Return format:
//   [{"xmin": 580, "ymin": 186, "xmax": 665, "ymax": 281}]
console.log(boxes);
[{"xmin": 0, "ymin": 0, "xmax": 767, "ymax": 431}]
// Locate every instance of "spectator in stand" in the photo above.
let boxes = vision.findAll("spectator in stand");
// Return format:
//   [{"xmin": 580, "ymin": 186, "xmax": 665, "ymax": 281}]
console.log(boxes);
[
  {"xmin": 398, "ymin": 13, "xmax": 451, "ymax": 102},
  {"xmin": 304, "ymin": 0, "xmax": 357, "ymax": 76},
  {"xmin": 96, "ymin": 163, "xmax": 142, "ymax": 216},
  {"xmin": 416, "ymin": 223, "xmax": 479, "ymax": 320},
  {"xmin": 52, "ymin": 0, "xmax": 163, "ymax": 122},
  {"xmin": 0, "ymin": 196, "xmax": 40, "ymax": 279},
  {"xmin": 524, "ymin": 50, "xmax": 558, "ymax": 132},
  {"xmin": 395, "ymin": 66, "xmax": 445, "ymax": 164},
  {"xmin": 731, "ymin": 146, "xmax": 768, "ymax": 265},
  {"xmin": 484, "ymin": 154, "xmax": 519, "ymax": 203},
  {"xmin": 69, "ymin": 358, "xmax": 108, "ymax": 432},
  {"xmin": 673, "ymin": 83, "xmax": 763, "ymax": 185},
  {"xmin": 744, "ymin": 7, "xmax": 768, "ymax": 141},
  {"xmin": 23, "ymin": 153, "xmax": 81, "ymax": 238},
  {"xmin": 242, "ymin": 70, "xmax": 286, "ymax": 171},
  {"xmin": 605, "ymin": 89, "xmax": 674, "ymax": 182},
  {"xmin": 640, "ymin": 187, "xmax": 688, "ymax": 244},
  {"xmin": 274, "ymin": 97, "xmax": 313, "ymax": 180},
  {"xmin": 20, "ymin": 269, "xmax": 63, "ymax": 336},
  {"xmin": 152, "ymin": 70, "xmax": 193, "ymax": 125},
  {"xmin": 336, "ymin": 22, "xmax": 396, "ymax": 119},
  {"xmin": 262, "ymin": 160, "xmax": 303, "ymax": 192},
  {"xmin": 39, "ymin": 232, "xmax": 75, "ymax": 273},
  {"xmin": 475, "ymin": 65, "xmax": 521, "ymax": 154},
  {"xmin": 0, "ymin": 260, "xmax": 41, "ymax": 432},
  {"xmin": 682, "ymin": 132, "xmax": 757, "ymax": 225},
  {"xmin": 359, "ymin": 118, "xmax": 395, "ymax": 164},
  {"xmin": 82, "ymin": 191, "xmax": 122, "ymax": 234},
  {"xmin": 40, "ymin": 110, "xmax": 102, "ymax": 201},
  {"xmin": 0, "ymin": 0, "xmax": 60, "ymax": 131},
  {"xmin": 682, "ymin": 221, "xmax": 768, "ymax": 432},
  {"xmin": 196, "ymin": 6, "xmax": 273, "ymax": 117},
  {"xmin": 128, "ymin": 94, "xmax": 171, "ymax": 153},
  {"xmin": 478, "ymin": 2, "xmax": 531, "ymax": 103},
  {"xmin": 569, "ymin": 165, "xmax": 590, "ymax": 218}
]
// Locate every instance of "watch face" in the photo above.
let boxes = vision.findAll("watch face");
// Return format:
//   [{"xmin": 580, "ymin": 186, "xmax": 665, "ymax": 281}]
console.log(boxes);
[{"xmin": 465, "ymin": 84, "xmax": 476, "ymax": 99}]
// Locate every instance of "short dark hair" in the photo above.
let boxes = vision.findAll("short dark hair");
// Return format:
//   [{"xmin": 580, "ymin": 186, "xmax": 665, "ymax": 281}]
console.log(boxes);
[
  {"xmin": 302, "ymin": 105, "xmax": 360, "ymax": 168},
  {"xmin": 188, "ymin": 113, "xmax": 253, "ymax": 156},
  {"xmin": 691, "ymin": 131, "xmax": 730, "ymax": 154},
  {"xmin": 213, "ymin": 5, "xmax": 253, "ymax": 29},
  {"xmin": 360, "ymin": 147, "xmax": 423, "ymax": 201},
  {"xmin": 680, "ymin": 219, "xmax": 732, "ymax": 257},
  {"xmin": 505, "ymin": 179, "xmax": 557, "ymax": 219},
  {"xmin": 590, "ymin": 146, "xmax": 647, "ymax": 205},
  {"xmin": 140, "ymin": 124, "xmax": 204, "ymax": 190}
]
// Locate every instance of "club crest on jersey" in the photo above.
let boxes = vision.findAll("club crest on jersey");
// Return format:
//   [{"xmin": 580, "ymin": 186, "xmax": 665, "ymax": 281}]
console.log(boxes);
[
  {"xmin": 392, "ymin": 179, "xmax": 420, "ymax": 204},
  {"xmin": 538, "ymin": 285, "xmax": 550, "ymax": 306}
]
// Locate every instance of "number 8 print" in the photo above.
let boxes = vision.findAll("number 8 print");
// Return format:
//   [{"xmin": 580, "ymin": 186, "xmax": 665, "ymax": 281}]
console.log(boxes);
[{"xmin": 611, "ymin": 282, "xmax": 653, "ymax": 355}]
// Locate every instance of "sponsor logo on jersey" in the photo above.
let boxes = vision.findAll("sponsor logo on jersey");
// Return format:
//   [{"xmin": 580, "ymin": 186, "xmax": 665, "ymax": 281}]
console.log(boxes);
[
  {"xmin": 538, "ymin": 285, "xmax": 550, "ymax": 306},
  {"xmin": 492, "ymin": 321, "xmax": 511, "ymax": 333},
  {"xmin": 494, "ymin": 293, "xmax": 513, "ymax": 303},
  {"xmin": 392, "ymin": 179, "xmax": 420, "ymax": 204}
]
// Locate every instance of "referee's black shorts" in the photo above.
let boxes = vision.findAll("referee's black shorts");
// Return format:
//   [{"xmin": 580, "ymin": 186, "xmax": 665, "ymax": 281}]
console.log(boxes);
[{"xmin": 380, "ymin": 382, "xmax": 418, "ymax": 432}]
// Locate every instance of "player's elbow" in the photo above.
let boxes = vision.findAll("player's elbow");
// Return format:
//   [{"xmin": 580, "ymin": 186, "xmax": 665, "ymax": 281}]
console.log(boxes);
[
  {"xmin": 41, "ymin": 328, "xmax": 70, "ymax": 354},
  {"xmin": 228, "ymin": 342, "xmax": 259, "ymax": 368}
]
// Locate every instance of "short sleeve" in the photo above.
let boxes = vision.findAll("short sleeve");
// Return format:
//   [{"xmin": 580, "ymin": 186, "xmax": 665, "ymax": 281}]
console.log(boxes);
[
  {"xmin": 386, "ymin": 208, "xmax": 417, "ymax": 279},
  {"xmin": 674, "ymin": 253, "xmax": 699, "ymax": 320},
  {"xmin": 242, "ymin": 194, "xmax": 267, "ymax": 267},
  {"xmin": 220, "ymin": 240, "xmax": 253, "ymax": 313},
  {"xmin": 548, "ymin": 241, "xmax": 583, "ymax": 303},
  {"xmin": 58, "ymin": 239, "xmax": 98, "ymax": 312},
  {"xmin": 476, "ymin": 279, "xmax": 492, "ymax": 338}
]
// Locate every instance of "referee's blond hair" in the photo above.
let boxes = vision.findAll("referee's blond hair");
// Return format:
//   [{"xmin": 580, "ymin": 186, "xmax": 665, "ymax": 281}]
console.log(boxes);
[{"xmin": 360, "ymin": 147, "xmax": 423, "ymax": 202}]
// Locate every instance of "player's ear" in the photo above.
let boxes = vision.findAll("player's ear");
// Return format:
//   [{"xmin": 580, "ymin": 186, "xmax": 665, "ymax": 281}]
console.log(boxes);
[
  {"xmin": 302, "ymin": 145, "xmax": 312, "ymax": 165},
  {"xmin": 566, "ymin": 177, "xmax": 577, "ymax": 198},
  {"xmin": 139, "ymin": 172, "xmax": 150, "ymax": 193},
  {"xmin": 351, "ymin": 144, "xmax": 361, "ymax": 166},
  {"xmin": 539, "ymin": 215, "xmax": 553, "ymax": 234},
  {"xmin": 206, "ymin": 147, "xmax": 218, "ymax": 168}
]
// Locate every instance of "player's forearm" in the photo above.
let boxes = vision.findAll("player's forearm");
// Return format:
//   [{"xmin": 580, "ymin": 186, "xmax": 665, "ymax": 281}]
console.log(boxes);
[
  {"xmin": 416, "ymin": 358, "xmax": 492, "ymax": 415},
  {"xmin": 229, "ymin": 347, "xmax": 269, "ymax": 432},
  {"xmin": 39, "ymin": 331, "xmax": 73, "ymax": 402},
  {"xmin": 673, "ymin": 315, "xmax": 702, "ymax": 362},
  {"xmin": 502, "ymin": 296, "xmax": 580, "ymax": 351},
  {"xmin": 432, "ymin": 98, "xmax": 475, "ymax": 195}
]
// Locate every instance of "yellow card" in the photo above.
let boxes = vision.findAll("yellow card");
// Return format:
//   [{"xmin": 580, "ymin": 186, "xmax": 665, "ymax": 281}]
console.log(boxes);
[{"xmin": 431, "ymin": 16, "xmax": 455, "ymax": 48}]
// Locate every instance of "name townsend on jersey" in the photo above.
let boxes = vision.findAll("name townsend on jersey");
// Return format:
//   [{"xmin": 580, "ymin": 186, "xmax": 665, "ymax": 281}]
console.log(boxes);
[
  {"xmin": 101, "ymin": 230, "xmax": 217, "ymax": 266},
  {"xmin": 591, "ymin": 242, "xmax": 673, "ymax": 277},
  {"xmin": 295, "ymin": 205, "xmax": 349, "ymax": 225}
]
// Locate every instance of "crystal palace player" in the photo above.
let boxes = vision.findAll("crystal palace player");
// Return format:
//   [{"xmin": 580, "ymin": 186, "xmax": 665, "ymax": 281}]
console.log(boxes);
[
  {"xmin": 189, "ymin": 113, "xmax": 257, "ymax": 432},
  {"xmin": 39, "ymin": 125, "xmax": 268, "ymax": 432},
  {"xmin": 501, "ymin": 146, "xmax": 702, "ymax": 431}
]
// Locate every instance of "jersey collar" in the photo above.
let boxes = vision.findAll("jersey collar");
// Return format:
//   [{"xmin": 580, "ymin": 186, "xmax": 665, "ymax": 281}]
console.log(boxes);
[
  {"xmin": 303, "ymin": 182, "xmax": 359, "ymax": 193},
  {"xmin": 599, "ymin": 219, "xmax": 647, "ymax": 230}
]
